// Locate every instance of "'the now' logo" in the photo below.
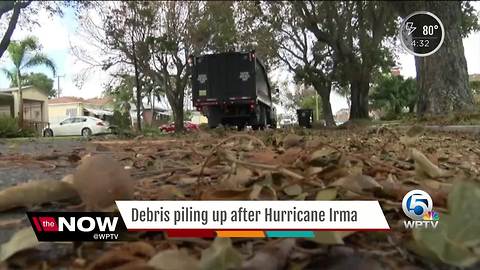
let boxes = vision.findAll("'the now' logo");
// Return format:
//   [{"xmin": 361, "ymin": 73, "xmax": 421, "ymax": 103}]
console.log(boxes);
[{"xmin": 32, "ymin": 216, "xmax": 118, "ymax": 232}]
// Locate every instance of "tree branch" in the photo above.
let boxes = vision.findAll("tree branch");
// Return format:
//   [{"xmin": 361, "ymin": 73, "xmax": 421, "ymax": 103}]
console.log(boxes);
[{"xmin": 0, "ymin": 1, "xmax": 32, "ymax": 59}]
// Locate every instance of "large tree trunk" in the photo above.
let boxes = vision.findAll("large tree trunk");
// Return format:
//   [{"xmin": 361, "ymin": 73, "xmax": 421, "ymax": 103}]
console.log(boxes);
[
  {"xmin": 316, "ymin": 82, "xmax": 335, "ymax": 127},
  {"xmin": 173, "ymin": 104, "xmax": 184, "ymax": 133},
  {"xmin": 349, "ymin": 79, "xmax": 370, "ymax": 120},
  {"xmin": 403, "ymin": 2, "xmax": 474, "ymax": 116}
]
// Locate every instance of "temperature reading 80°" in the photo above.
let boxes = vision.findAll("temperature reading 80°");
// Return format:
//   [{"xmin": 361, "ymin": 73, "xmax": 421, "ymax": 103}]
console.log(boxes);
[
  {"xmin": 400, "ymin": 11, "xmax": 444, "ymax": 57},
  {"xmin": 423, "ymin": 25, "xmax": 438, "ymax": 36}
]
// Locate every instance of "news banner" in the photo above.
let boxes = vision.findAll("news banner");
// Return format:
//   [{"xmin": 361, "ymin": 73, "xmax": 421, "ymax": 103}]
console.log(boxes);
[{"xmin": 27, "ymin": 189, "xmax": 439, "ymax": 241}]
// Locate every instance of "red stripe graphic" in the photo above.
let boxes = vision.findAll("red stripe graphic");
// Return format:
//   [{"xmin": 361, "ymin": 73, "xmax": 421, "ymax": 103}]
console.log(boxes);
[
  {"xmin": 32, "ymin": 217, "xmax": 42, "ymax": 232},
  {"xmin": 166, "ymin": 229, "xmax": 216, "ymax": 238}
]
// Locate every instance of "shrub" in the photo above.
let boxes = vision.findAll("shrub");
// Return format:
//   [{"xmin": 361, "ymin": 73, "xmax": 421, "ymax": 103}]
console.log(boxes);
[
  {"xmin": 142, "ymin": 125, "xmax": 163, "ymax": 137},
  {"xmin": 0, "ymin": 116, "xmax": 20, "ymax": 138}
]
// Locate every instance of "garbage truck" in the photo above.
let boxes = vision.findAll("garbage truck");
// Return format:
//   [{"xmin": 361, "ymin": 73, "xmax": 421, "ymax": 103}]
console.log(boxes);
[{"xmin": 190, "ymin": 51, "xmax": 277, "ymax": 129}]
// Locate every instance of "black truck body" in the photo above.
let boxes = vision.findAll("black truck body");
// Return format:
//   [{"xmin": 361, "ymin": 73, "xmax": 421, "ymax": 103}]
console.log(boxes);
[{"xmin": 191, "ymin": 51, "xmax": 276, "ymax": 129}]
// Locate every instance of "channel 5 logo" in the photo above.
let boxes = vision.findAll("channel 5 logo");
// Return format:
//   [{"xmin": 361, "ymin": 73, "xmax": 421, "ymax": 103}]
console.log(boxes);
[{"xmin": 402, "ymin": 190, "xmax": 439, "ymax": 229}]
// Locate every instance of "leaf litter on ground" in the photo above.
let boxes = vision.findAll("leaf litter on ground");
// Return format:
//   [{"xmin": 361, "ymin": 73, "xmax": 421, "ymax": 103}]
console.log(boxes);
[{"xmin": 0, "ymin": 125, "xmax": 479, "ymax": 269}]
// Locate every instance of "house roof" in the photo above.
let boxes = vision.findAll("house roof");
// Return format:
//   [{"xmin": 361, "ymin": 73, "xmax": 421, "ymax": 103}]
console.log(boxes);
[
  {"xmin": 49, "ymin": 96, "xmax": 113, "ymax": 105},
  {"xmin": 48, "ymin": 96, "xmax": 85, "ymax": 104},
  {"xmin": 0, "ymin": 85, "xmax": 34, "ymax": 92},
  {"xmin": 85, "ymin": 97, "xmax": 113, "ymax": 106}
]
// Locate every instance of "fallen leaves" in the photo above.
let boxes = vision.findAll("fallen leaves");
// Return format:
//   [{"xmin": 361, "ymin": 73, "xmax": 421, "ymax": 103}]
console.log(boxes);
[
  {"xmin": 0, "ymin": 180, "xmax": 78, "ymax": 211},
  {"xmin": 148, "ymin": 249, "xmax": 199, "ymax": 270},
  {"xmin": 73, "ymin": 154, "xmax": 134, "ymax": 210},
  {"xmin": 410, "ymin": 148, "xmax": 449, "ymax": 178},
  {"xmin": 89, "ymin": 242, "xmax": 156, "ymax": 270},
  {"xmin": 410, "ymin": 180, "xmax": 480, "ymax": 267},
  {"xmin": 241, "ymin": 239, "xmax": 295, "ymax": 270},
  {"xmin": 282, "ymin": 134, "xmax": 304, "ymax": 149},
  {"xmin": 0, "ymin": 227, "xmax": 39, "ymax": 261},
  {"xmin": 199, "ymin": 238, "xmax": 243, "ymax": 270},
  {"xmin": 330, "ymin": 174, "xmax": 382, "ymax": 195},
  {"xmin": 1, "ymin": 126, "xmax": 479, "ymax": 269}
]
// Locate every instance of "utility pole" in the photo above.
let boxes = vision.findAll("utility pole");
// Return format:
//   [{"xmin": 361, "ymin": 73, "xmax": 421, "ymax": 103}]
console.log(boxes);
[
  {"xmin": 55, "ymin": 75, "xmax": 65, "ymax": 98},
  {"xmin": 315, "ymin": 92, "xmax": 319, "ymax": 122}
]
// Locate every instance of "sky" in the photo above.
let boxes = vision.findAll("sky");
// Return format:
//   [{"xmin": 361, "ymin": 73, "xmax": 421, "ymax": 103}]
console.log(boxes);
[{"xmin": 0, "ymin": 3, "xmax": 479, "ymax": 115}]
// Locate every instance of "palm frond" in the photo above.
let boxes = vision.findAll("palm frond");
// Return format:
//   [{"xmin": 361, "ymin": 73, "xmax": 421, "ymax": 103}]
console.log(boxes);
[
  {"xmin": 22, "ymin": 53, "xmax": 57, "ymax": 76},
  {"xmin": 6, "ymin": 40, "xmax": 24, "ymax": 69},
  {"xmin": 6, "ymin": 36, "xmax": 40, "ymax": 70},
  {"xmin": 0, "ymin": 67, "xmax": 15, "ymax": 82},
  {"xmin": 20, "ymin": 36, "xmax": 39, "ymax": 52}
]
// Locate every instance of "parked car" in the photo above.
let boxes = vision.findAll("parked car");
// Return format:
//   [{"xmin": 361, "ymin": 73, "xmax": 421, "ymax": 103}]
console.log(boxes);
[
  {"xmin": 159, "ymin": 121, "xmax": 199, "ymax": 133},
  {"xmin": 43, "ymin": 116, "xmax": 111, "ymax": 137}
]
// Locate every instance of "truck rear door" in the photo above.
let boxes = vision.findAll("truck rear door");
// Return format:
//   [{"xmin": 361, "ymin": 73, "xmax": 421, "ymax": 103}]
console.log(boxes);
[
  {"xmin": 226, "ymin": 53, "xmax": 255, "ymax": 101},
  {"xmin": 192, "ymin": 53, "xmax": 255, "ymax": 105}
]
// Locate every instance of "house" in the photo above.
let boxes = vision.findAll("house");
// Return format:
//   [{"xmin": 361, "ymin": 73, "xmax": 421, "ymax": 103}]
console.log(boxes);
[
  {"xmin": 130, "ymin": 101, "xmax": 171, "ymax": 127},
  {"xmin": 48, "ymin": 96, "xmax": 114, "ymax": 124},
  {"xmin": 0, "ymin": 85, "xmax": 49, "ymax": 123}
]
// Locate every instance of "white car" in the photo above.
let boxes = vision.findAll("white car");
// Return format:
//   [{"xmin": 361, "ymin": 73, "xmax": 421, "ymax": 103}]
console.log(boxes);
[{"xmin": 43, "ymin": 116, "xmax": 111, "ymax": 137}]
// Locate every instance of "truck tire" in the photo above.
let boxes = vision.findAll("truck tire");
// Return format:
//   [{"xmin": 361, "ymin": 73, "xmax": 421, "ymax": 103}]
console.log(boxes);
[
  {"xmin": 207, "ymin": 107, "xmax": 221, "ymax": 129},
  {"xmin": 260, "ymin": 106, "xmax": 267, "ymax": 130}
]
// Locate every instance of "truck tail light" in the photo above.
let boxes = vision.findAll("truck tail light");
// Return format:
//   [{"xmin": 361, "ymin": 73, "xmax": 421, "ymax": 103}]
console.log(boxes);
[{"xmin": 249, "ymin": 104, "xmax": 255, "ymax": 112}]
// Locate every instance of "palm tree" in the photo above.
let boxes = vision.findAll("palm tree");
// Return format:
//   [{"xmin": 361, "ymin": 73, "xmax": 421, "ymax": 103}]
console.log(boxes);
[{"xmin": 1, "ymin": 36, "xmax": 56, "ymax": 125}]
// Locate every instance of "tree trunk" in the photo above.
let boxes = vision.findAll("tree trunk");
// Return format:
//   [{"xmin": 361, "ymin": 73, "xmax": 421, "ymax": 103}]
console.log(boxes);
[
  {"xmin": 316, "ymin": 82, "xmax": 335, "ymax": 127},
  {"xmin": 0, "ymin": 2, "xmax": 31, "ymax": 59},
  {"xmin": 173, "ymin": 103, "xmax": 184, "ymax": 133},
  {"xmin": 414, "ymin": 1, "xmax": 474, "ymax": 116},
  {"xmin": 132, "ymin": 41, "xmax": 142, "ymax": 131},
  {"xmin": 17, "ymin": 72, "xmax": 23, "ymax": 126},
  {"xmin": 349, "ymin": 79, "xmax": 370, "ymax": 119}
]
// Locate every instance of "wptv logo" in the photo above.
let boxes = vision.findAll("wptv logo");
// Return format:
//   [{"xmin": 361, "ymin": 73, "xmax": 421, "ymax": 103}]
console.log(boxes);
[{"xmin": 402, "ymin": 190, "xmax": 439, "ymax": 229}]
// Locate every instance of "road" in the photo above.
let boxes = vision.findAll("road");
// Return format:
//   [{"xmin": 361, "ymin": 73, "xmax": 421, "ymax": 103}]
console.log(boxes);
[{"xmin": 0, "ymin": 137, "xmax": 86, "ymax": 244}]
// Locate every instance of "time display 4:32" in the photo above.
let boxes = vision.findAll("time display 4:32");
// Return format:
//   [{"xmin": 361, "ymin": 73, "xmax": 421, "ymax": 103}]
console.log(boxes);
[{"xmin": 411, "ymin": 39, "xmax": 429, "ymax": 48}]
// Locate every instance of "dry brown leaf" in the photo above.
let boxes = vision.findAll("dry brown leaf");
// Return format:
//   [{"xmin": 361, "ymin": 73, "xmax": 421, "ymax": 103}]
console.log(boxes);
[
  {"xmin": 283, "ymin": 184, "xmax": 303, "ymax": 196},
  {"xmin": 120, "ymin": 242, "xmax": 156, "ymax": 258},
  {"xmin": 221, "ymin": 165, "xmax": 254, "ymax": 189},
  {"xmin": 88, "ymin": 241, "xmax": 154, "ymax": 269},
  {"xmin": 245, "ymin": 150, "xmax": 278, "ymax": 165},
  {"xmin": 0, "ymin": 227, "xmax": 40, "ymax": 261},
  {"xmin": 0, "ymin": 180, "xmax": 78, "ymax": 211},
  {"xmin": 410, "ymin": 148, "xmax": 448, "ymax": 178},
  {"xmin": 330, "ymin": 174, "xmax": 382, "ymax": 195},
  {"xmin": 278, "ymin": 147, "xmax": 303, "ymax": 165},
  {"xmin": 241, "ymin": 239, "xmax": 295, "ymax": 270},
  {"xmin": 249, "ymin": 184, "xmax": 277, "ymax": 200},
  {"xmin": 111, "ymin": 261, "xmax": 155, "ymax": 270},
  {"xmin": 200, "ymin": 189, "xmax": 252, "ymax": 200},
  {"xmin": 88, "ymin": 250, "xmax": 142, "ymax": 270},
  {"xmin": 314, "ymin": 231, "xmax": 356, "ymax": 244},
  {"xmin": 283, "ymin": 134, "xmax": 304, "ymax": 149},
  {"xmin": 73, "ymin": 154, "xmax": 134, "ymax": 211},
  {"xmin": 148, "ymin": 249, "xmax": 199, "ymax": 270},
  {"xmin": 148, "ymin": 185, "xmax": 185, "ymax": 200},
  {"xmin": 308, "ymin": 147, "xmax": 341, "ymax": 166},
  {"xmin": 317, "ymin": 166, "xmax": 350, "ymax": 182},
  {"xmin": 188, "ymin": 166, "xmax": 220, "ymax": 176}
]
